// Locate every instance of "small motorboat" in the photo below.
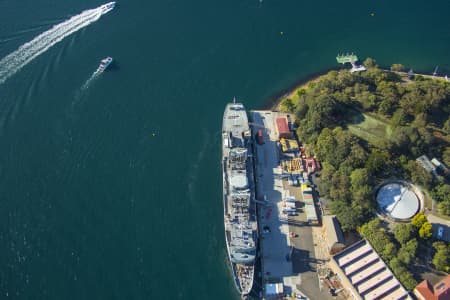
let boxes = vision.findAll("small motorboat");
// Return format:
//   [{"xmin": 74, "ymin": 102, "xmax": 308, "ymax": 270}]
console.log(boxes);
[
  {"xmin": 94, "ymin": 57, "xmax": 113, "ymax": 74},
  {"xmin": 100, "ymin": 2, "xmax": 116, "ymax": 14}
]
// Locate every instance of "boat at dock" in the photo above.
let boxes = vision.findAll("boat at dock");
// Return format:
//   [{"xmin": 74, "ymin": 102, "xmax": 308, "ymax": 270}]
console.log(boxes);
[{"xmin": 222, "ymin": 100, "xmax": 258, "ymax": 297}]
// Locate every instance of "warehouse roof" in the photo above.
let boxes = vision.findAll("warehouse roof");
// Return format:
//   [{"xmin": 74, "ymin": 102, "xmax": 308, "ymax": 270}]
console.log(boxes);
[{"xmin": 331, "ymin": 239, "xmax": 412, "ymax": 300}]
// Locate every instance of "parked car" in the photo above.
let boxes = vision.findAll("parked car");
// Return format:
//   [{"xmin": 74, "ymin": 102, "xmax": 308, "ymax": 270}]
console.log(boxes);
[{"xmin": 438, "ymin": 226, "xmax": 444, "ymax": 240}]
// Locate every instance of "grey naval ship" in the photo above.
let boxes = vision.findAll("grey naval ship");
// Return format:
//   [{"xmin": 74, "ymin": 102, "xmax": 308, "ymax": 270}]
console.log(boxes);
[{"xmin": 222, "ymin": 100, "xmax": 257, "ymax": 297}]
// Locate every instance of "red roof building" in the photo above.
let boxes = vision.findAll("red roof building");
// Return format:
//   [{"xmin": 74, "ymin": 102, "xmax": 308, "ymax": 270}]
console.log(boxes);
[
  {"xmin": 275, "ymin": 117, "xmax": 292, "ymax": 139},
  {"xmin": 415, "ymin": 275, "xmax": 450, "ymax": 300},
  {"xmin": 305, "ymin": 158, "xmax": 317, "ymax": 174}
]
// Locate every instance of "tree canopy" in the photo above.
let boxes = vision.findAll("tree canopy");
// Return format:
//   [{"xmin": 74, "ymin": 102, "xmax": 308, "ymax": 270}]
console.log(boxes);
[
  {"xmin": 393, "ymin": 223, "xmax": 415, "ymax": 245},
  {"xmin": 433, "ymin": 241, "xmax": 450, "ymax": 272},
  {"xmin": 361, "ymin": 218, "xmax": 419, "ymax": 290},
  {"xmin": 280, "ymin": 60, "xmax": 450, "ymax": 228}
]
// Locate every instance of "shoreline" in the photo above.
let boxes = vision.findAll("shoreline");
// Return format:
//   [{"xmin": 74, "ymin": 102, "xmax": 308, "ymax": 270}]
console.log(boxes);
[
  {"xmin": 263, "ymin": 65, "xmax": 450, "ymax": 111},
  {"xmin": 261, "ymin": 66, "xmax": 339, "ymax": 111}
]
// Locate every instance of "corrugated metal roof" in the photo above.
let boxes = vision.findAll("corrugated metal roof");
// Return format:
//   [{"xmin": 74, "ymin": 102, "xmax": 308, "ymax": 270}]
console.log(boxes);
[
  {"xmin": 276, "ymin": 117, "xmax": 290, "ymax": 134},
  {"xmin": 331, "ymin": 239, "xmax": 412, "ymax": 300}
]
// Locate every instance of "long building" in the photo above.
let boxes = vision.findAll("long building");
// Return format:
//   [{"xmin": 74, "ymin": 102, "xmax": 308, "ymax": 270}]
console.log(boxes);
[
  {"xmin": 329, "ymin": 239, "xmax": 412, "ymax": 300},
  {"xmin": 322, "ymin": 215, "xmax": 345, "ymax": 255}
]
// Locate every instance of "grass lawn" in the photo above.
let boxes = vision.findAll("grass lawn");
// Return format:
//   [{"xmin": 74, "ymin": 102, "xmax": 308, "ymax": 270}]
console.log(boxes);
[{"xmin": 344, "ymin": 109, "xmax": 391, "ymax": 147}]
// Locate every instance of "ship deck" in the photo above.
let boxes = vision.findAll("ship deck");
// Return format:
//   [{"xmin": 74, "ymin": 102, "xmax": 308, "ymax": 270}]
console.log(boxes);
[{"xmin": 222, "ymin": 102, "xmax": 257, "ymax": 296}]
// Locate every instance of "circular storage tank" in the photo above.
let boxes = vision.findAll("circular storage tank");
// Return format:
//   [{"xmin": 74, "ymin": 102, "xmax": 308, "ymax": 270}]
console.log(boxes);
[{"xmin": 376, "ymin": 182, "xmax": 420, "ymax": 221}]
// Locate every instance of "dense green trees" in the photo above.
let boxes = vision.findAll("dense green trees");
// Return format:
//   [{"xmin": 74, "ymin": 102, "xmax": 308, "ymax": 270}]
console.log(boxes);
[
  {"xmin": 277, "ymin": 62, "xmax": 450, "ymax": 286},
  {"xmin": 363, "ymin": 58, "xmax": 377, "ymax": 68},
  {"xmin": 389, "ymin": 256, "xmax": 417, "ymax": 290},
  {"xmin": 444, "ymin": 147, "xmax": 450, "ymax": 167},
  {"xmin": 444, "ymin": 119, "xmax": 450, "ymax": 135},
  {"xmin": 360, "ymin": 218, "xmax": 420, "ymax": 290},
  {"xmin": 359, "ymin": 213, "xmax": 450, "ymax": 289},
  {"xmin": 411, "ymin": 212, "xmax": 427, "ymax": 228},
  {"xmin": 366, "ymin": 149, "xmax": 391, "ymax": 176},
  {"xmin": 330, "ymin": 201, "xmax": 364, "ymax": 233},
  {"xmin": 281, "ymin": 59, "xmax": 450, "ymax": 226},
  {"xmin": 315, "ymin": 127, "xmax": 355, "ymax": 168},
  {"xmin": 393, "ymin": 223, "xmax": 415, "ymax": 244},
  {"xmin": 277, "ymin": 62, "xmax": 450, "ymax": 287},
  {"xmin": 297, "ymin": 94, "xmax": 341, "ymax": 143},
  {"xmin": 419, "ymin": 222, "xmax": 433, "ymax": 239},
  {"xmin": 432, "ymin": 184, "xmax": 450, "ymax": 215},
  {"xmin": 410, "ymin": 213, "xmax": 433, "ymax": 240},
  {"xmin": 397, "ymin": 239, "xmax": 418, "ymax": 265},
  {"xmin": 313, "ymin": 126, "xmax": 372, "ymax": 228},
  {"xmin": 360, "ymin": 219, "xmax": 395, "ymax": 260},
  {"xmin": 279, "ymin": 98, "xmax": 295, "ymax": 112},
  {"xmin": 433, "ymin": 241, "xmax": 450, "ymax": 272},
  {"xmin": 391, "ymin": 64, "xmax": 405, "ymax": 72}
]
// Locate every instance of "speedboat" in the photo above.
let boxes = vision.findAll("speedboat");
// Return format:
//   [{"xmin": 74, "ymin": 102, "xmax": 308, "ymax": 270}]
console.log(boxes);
[
  {"xmin": 94, "ymin": 57, "xmax": 113, "ymax": 74},
  {"xmin": 100, "ymin": 2, "xmax": 116, "ymax": 14}
]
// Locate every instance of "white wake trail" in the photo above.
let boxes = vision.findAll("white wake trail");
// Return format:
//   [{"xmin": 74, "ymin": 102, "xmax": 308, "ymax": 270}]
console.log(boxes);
[
  {"xmin": 0, "ymin": 3, "xmax": 114, "ymax": 85},
  {"xmin": 81, "ymin": 73, "xmax": 97, "ymax": 91}
]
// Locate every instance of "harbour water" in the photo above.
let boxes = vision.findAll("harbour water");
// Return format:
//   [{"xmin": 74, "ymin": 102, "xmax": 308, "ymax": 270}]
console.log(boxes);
[{"xmin": 0, "ymin": 0, "xmax": 449, "ymax": 299}]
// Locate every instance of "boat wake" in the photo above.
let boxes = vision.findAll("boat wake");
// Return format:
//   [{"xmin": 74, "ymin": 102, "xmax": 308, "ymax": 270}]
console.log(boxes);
[
  {"xmin": 81, "ymin": 77, "xmax": 93, "ymax": 91},
  {"xmin": 0, "ymin": 2, "xmax": 115, "ymax": 85},
  {"xmin": 80, "ymin": 56, "xmax": 113, "ymax": 90},
  {"xmin": 80, "ymin": 73, "xmax": 97, "ymax": 91}
]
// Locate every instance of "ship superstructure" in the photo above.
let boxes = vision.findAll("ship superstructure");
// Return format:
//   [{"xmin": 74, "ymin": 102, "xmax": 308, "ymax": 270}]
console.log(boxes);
[{"xmin": 222, "ymin": 101, "xmax": 257, "ymax": 296}]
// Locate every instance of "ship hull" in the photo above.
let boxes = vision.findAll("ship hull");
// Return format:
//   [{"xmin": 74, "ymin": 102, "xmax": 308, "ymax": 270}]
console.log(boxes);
[{"xmin": 222, "ymin": 102, "xmax": 257, "ymax": 296}]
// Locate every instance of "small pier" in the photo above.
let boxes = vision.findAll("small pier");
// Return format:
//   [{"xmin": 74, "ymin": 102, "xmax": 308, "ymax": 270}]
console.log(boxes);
[{"xmin": 336, "ymin": 53, "xmax": 366, "ymax": 73}]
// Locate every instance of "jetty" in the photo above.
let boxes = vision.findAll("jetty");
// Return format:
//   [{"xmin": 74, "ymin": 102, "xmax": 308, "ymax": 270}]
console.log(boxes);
[{"xmin": 336, "ymin": 53, "xmax": 366, "ymax": 73}]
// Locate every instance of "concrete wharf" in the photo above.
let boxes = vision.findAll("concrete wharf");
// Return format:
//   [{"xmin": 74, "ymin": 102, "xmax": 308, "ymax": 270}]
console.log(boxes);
[{"xmin": 250, "ymin": 110, "xmax": 342, "ymax": 300}]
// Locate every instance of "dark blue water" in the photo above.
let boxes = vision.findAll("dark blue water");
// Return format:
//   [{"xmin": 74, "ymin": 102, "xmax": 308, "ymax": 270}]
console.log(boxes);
[{"xmin": 0, "ymin": 0, "xmax": 449, "ymax": 299}]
